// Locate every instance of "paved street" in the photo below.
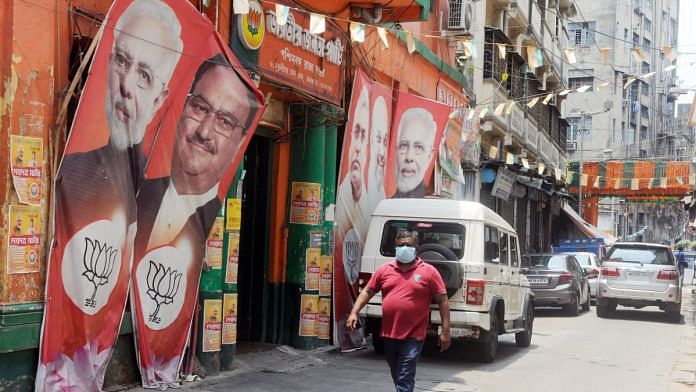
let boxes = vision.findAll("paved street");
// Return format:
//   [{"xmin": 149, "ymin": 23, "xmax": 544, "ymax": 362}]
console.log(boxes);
[{"xmin": 126, "ymin": 276, "xmax": 696, "ymax": 392}]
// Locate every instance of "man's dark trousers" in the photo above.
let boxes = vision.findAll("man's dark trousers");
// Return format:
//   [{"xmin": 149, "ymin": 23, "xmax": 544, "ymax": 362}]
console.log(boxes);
[{"xmin": 384, "ymin": 337, "xmax": 424, "ymax": 392}]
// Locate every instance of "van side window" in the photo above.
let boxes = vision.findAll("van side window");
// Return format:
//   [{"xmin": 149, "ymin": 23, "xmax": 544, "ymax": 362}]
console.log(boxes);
[
  {"xmin": 500, "ymin": 233, "xmax": 509, "ymax": 265},
  {"xmin": 510, "ymin": 236, "xmax": 519, "ymax": 267},
  {"xmin": 484, "ymin": 225, "xmax": 500, "ymax": 264}
]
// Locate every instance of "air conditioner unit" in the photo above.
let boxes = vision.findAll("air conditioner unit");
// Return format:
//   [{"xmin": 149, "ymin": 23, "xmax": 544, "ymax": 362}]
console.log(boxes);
[
  {"xmin": 566, "ymin": 141, "xmax": 577, "ymax": 151},
  {"xmin": 448, "ymin": 0, "xmax": 474, "ymax": 34}
]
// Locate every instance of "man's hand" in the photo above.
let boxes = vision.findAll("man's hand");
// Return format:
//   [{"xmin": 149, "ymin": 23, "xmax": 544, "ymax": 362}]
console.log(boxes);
[
  {"xmin": 439, "ymin": 328, "xmax": 451, "ymax": 352},
  {"xmin": 346, "ymin": 312, "xmax": 359, "ymax": 331}
]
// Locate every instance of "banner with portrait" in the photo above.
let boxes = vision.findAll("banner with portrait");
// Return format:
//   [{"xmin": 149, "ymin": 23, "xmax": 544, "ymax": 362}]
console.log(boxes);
[
  {"xmin": 9, "ymin": 135, "xmax": 43, "ymax": 205},
  {"xmin": 333, "ymin": 69, "xmax": 392, "ymax": 351},
  {"xmin": 37, "ymin": 0, "xmax": 265, "ymax": 390}
]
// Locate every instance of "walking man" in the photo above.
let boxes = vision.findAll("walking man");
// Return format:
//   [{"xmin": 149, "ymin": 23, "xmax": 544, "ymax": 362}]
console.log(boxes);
[{"xmin": 347, "ymin": 231, "xmax": 451, "ymax": 392}]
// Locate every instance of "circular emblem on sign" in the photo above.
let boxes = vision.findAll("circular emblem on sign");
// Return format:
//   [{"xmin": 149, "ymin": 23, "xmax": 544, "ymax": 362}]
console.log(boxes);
[{"xmin": 237, "ymin": 0, "xmax": 265, "ymax": 50}]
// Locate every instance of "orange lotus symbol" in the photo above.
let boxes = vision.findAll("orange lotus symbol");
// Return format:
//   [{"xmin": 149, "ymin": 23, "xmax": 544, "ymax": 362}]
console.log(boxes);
[
  {"xmin": 81, "ymin": 237, "xmax": 118, "ymax": 308},
  {"xmin": 146, "ymin": 260, "xmax": 183, "ymax": 324},
  {"xmin": 247, "ymin": 9, "xmax": 262, "ymax": 35}
]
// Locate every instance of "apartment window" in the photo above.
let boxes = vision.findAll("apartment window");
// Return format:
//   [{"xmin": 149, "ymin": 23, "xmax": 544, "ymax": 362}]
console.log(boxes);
[
  {"xmin": 641, "ymin": 82, "xmax": 649, "ymax": 97},
  {"xmin": 633, "ymin": 33, "xmax": 640, "ymax": 48},
  {"xmin": 568, "ymin": 76, "xmax": 594, "ymax": 90},
  {"xmin": 641, "ymin": 105, "xmax": 649, "ymax": 119},
  {"xmin": 624, "ymin": 28, "xmax": 629, "ymax": 39},
  {"xmin": 641, "ymin": 62, "xmax": 650, "ymax": 74},
  {"xmin": 568, "ymin": 22, "xmax": 596, "ymax": 47},
  {"xmin": 567, "ymin": 117, "xmax": 592, "ymax": 141},
  {"xmin": 643, "ymin": 38, "xmax": 651, "ymax": 49},
  {"xmin": 644, "ymin": 18, "xmax": 652, "ymax": 33},
  {"xmin": 640, "ymin": 126, "xmax": 648, "ymax": 140}
]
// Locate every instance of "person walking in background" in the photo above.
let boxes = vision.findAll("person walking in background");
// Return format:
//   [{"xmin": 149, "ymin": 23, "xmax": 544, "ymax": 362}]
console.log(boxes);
[{"xmin": 346, "ymin": 231, "xmax": 451, "ymax": 392}]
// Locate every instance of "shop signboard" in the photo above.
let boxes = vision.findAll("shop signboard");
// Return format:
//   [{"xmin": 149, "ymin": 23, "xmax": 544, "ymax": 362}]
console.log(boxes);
[
  {"xmin": 491, "ymin": 168, "xmax": 515, "ymax": 201},
  {"xmin": 252, "ymin": 2, "xmax": 345, "ymax": 105}
]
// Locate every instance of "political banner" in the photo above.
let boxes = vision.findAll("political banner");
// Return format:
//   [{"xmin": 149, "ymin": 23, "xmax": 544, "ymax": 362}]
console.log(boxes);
[
  {"xmin": 221, "ymin": 293, "xmax": 237, "ymax": 345},
  {"xmin": 9, "ymin": 136, "xmax": 43, "ymax": 205},
  {"xmin": 202, "ymin": 299, "xmax": 222, "ymax": 352},
  {"xmin": 225, "ymin": 232, "xmax": 240, "ymax": 284},
  {"xmin": 305, "ymin": 247, "xmax": 321, "ymax": 290},
  {"xmin": 333, "ymin": 71, "xmax": 448, "ymax": 351},
  {"xmin": 333, "ymin": 69, "xmax": 392, "ymax": 351},
  {"xmin": 36, "ymin": 0, "xmax": 264, "ymax": 390},
  {"xmin": 289, "ymin": 182, "xmax": 322, "ymax": 224},
  {"xmin": 205, "ymin": 217, "xmax": 224, "ymax": 269}
]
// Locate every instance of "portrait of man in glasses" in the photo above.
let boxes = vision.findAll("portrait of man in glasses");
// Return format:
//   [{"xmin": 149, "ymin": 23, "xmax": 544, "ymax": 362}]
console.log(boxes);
[{"xmin": 130, "ymin": 53, "xmax": 259, "ymax": 387}]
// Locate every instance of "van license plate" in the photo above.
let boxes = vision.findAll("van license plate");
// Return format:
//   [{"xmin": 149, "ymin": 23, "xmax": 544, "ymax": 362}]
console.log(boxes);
[{"xmin": 439, "ymin": 326, "xmax": 477, "ymax": 338}]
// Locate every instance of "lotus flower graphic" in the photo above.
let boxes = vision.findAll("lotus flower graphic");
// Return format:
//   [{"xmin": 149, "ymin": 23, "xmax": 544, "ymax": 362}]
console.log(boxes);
[
  {"xmin": 81, "ymin": 237, "xmax": 118, "ymax": 307},
  {"xmin": 146, "ymin": 260, "xmax": 183, "ymax": 324}
]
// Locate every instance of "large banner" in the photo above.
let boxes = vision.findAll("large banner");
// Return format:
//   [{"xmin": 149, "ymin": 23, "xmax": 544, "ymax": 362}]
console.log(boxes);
[
  {"xmin": 333, "ymin": 70, "xmax": 449, "ymax": 351},
  {"xmin": 36, "ymin": 0, "xmax": 264, "ymax": 390}
]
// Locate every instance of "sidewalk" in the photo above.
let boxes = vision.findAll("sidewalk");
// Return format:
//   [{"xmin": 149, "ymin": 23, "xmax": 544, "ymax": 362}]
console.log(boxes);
[
  {"xmin": 669, "ymin": 277, "xmax": 696, "ymax": 391},
  {"xmin": 119, "ymin": 343, "xmax": 338, "ymax": 392}
]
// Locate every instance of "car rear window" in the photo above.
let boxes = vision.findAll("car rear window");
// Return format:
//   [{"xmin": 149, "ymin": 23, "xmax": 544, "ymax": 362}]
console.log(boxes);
[
  {"xmin": 380, "ymin": 220, "xmax": 465, "ymax": 258},
  {"xmin": 527, "ymin": 255, "xmax": 567, "ymax": 270},
  {"xmin": 606, "ymin": 247, "xmax": 674, "ymax": 265},
  {"xmin": 574, "ymin": 255, "xmax": 592, "ymax": 266}
]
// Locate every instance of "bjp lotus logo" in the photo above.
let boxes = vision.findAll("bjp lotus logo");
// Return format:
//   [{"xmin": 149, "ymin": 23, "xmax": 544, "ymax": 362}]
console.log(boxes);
[
  {"xmin": 146, "ymin": 260, "xmax": 183, "ymax": 324},
  {"xmin": 238, "ymin": 0, "xmax": 265, "ymax": 50},
  {"xmin": 81, "ymin": 237, "xmax": 118, "ymax": 308}
]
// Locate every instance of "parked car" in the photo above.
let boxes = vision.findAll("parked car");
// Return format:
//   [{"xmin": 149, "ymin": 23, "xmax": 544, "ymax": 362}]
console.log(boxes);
[
  {"xmin": 360, "ymin": 199, "xmax": 535, "ymax": 363},
  {"xmin": 522, "ymin": 253, "xmax": 591, "ymax": 316},
  {"xmin": 567, "ymin": 252, "xmax": 600, "ymax": 300},
  {"xmin": 597, "ymin": 242, "xmax": 681, "ymax": 322}
]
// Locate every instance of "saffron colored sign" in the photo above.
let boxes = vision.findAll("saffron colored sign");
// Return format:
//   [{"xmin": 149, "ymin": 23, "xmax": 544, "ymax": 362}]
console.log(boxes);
[
  {"xmin": 333, "ymin": 70, "xmax": 448, "ymax": 351},
  {"xmin": 10, "ymin": 135, "xmax": 43, "ymax": 205},
  {"xmin": 7, "ymin": 205, "xmax": 41, "ymax": 274},
  {"xmin": 36, "ymin": 0, "xmax": 264, "ymax": 390}
]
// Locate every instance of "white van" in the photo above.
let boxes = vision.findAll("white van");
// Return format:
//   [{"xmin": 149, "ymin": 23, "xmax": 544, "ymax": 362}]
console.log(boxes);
[{"xmin": 359, "ymin": 198, "xmax": 534, "ymax": 363}]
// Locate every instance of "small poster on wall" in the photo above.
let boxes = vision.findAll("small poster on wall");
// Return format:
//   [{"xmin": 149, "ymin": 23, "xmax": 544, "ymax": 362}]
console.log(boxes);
[
  {"xmin": 222, "ymin": 293, "xmax": 237, "ymax": 345},
  {"xmin": 10, "ymin": 136, "xmax": 43, "ymax": 206},
  {"xmin": 317, "ymin": 297, "xmax": 331, "ymax": 340},
  {"xmin": 202, "ymin": 299, "xmax": 222, "ymax": 352},
  {"xmin": 7, "ymin": 205, "xmax": 41, "ymax": 274},
  {"xmin": 319, "ymin": 255, "xmax": 332, "ymax": 296},
  {"xmin": 226, "ymin": 198, "xmax": 242, "ymax": 230},
  {"xmin": 225, "ymin": 232, "xmax": 240, "ymax": 284},
  {"xmin": 289, "ymin": 182, "xmax": 321, "ymax": 225},
  {"xmin": 205, "ymin": 217, "xmax": 224, "ymax": 269},
  {"xmin": 299, "ymin": 294, "xmax": 318, "ymax": 337},
  {"xmin": 305, "ymin": 248, "xmax": 321, "ymax": 290}
]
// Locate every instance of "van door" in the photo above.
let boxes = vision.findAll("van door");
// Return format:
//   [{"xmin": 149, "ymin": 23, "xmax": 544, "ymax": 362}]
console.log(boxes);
[
  {"xmin": 484, "ymin": 225, "xmax": 507, "ymax": 311},
  {"xmin": 508, "ymin": 235, "xmax": 522, "ymax": 316},
  {"xmin": 498, "ymin": 231, "xmax": 512, "ymax": 320}
]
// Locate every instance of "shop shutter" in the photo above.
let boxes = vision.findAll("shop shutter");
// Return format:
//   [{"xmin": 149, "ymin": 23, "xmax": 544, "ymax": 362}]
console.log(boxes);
[
  {"xmin": 480, "ymin": 184, "xmax": 497, "ymax": 211},
  {"xmin": 499, "ymin": 198, "xmax": 515, "ymax": 227},
  {"xmin": 516, "ymin": 198, "xmax": 528, "ymax": 255},
  {"xmin": 529, "ymin": 200, "xmax": 539, "ymax": 253}
]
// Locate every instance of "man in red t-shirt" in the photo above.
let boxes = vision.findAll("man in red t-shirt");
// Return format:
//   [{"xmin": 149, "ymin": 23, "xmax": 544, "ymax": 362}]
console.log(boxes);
[{"xmin": 347, "ymin": 231, "xmax": 450, "ymax": 392}]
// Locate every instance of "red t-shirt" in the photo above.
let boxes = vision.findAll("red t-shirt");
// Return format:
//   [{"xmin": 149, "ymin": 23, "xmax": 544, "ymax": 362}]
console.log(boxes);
[{"xmin": 366, "ymin": 258, "xmax": 447, "ymax": 340}]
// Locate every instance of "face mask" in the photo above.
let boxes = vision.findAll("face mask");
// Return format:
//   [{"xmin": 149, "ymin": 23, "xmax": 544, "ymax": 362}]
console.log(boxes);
[{"xmin": 395, "ymin": 246, "xmax": 416, "ymax": 264}]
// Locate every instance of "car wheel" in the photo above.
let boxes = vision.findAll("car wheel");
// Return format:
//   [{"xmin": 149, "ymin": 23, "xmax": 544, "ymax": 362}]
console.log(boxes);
[
  {"xmin": 596, "ymin": 303, "xmax": 612, "ymax": 318},
  {"xmin": 666, "ymin": 310, "xmax": 681, "ymax": 323},
  {"xmin": 581, "ymin": 286, "xmax": 591, "ymax": 312},
  {"xmin": 515, "ymin": 304, "xmax": 534, "ymax": 348},
  {"xmin": 565, "ymin": 292, "xmax": 580, "ymax": 316},
  {"xmin": 475, "ymin": 310, "xmax": 499, "ymax": 363}
]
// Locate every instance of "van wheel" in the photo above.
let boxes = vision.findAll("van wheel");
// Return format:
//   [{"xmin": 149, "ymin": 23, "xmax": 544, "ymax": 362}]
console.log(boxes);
[
  {"xmin": 475, "ymin": 310, "xmax": 498, "ymax": 363},
  {"xmin": 596, "ymin": 304, "xmax": 612, "ymax": 318},
  {"xmin": 515, "ymin": 304, "xmax": 534, "ymax": 348},
  {"xmin": 565, "ymin": 293, "xmax": 579, "ymax": 316}
]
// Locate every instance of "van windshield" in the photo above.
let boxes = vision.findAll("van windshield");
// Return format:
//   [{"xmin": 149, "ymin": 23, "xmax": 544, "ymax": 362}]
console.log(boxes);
[{"xmin": 380, "ymin": 220, "xmax": 465, "ymax": 259}]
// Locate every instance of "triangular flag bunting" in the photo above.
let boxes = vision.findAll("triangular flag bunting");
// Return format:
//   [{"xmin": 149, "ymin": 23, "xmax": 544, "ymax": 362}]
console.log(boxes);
[
  {"xmin": 660, "ymin": 178, "xmax": 668, "ymax": 188},
  {"xmin": 677, "ymin": 177, "xmax": 684, "ymax": 185},
  {"xmin": 559, "ymin": 89, "xmax": 572, "ymax": 96},
  {"xmin": 576, "ymin": 84, "xmax": 592, "ymax": 93},
  {"xmin": 663, "ymin": 47, "xmax": 678, "ymax": 62},
  {"xmin": 350, "ymin": 22, "xmax": 365, "ymax": 42},
  {"xmin": 495, "ymin": 103, "xmax": 506, "ymax": 116},
  {"xmin": 614, "ymin": 179, "xmax": 621, "ymax": 189},
  {"xmin": 593, "ymin": 176, "xmax": 601, "ymax": 188},
  {"xmin": 505, "ymin": 152, "xmax": 515, "ymax": 165},
  {"xmin": 488, "ymin": 145, "xmax": 499, "ymax": 159},
  {"xmin": 406, "ymin": 31, "xmax": 416, "ymax": 54},
  {"xmin": 275, "ymin": 4, "xmax": 290, "ymax": 25},
  {"xmin": 542, "ymin": 93, "xmax": 554, "ymax": 105},
  {"xmin": 581, "ymin": 174, "xmax": 589, "ymax": 187},
  {"xmin": 664, "ymin": 65, "xmax": 678, "ymax": 72},
  {"xmin": 505, "ymin": 100, "xmax": 515, "ymax": 115},
  {"xmin": 521, "ymin": 158, "xmax": 530, "ymax": 169},
  {"xmin": 538, "ymin": 163, "xmax": 546, "ymax": 176},
  {"xmin": 597, "ymin": 82, "xmax": 610, "ymax": 91},
  {"xmin": 467, "ymin": 108, "xmax": 476, "ymax": 120},
  {"xmin": 648, "ymin": 178, "xmax": 654, "ymax": 189},
  {"xmin": 565, "ymin": 171, "xmax": 573, "ymax": 184},
  {"xmin": 527, "ymin": 97, "xmax": 540, "ymax": 108},
  {"xmin": 689, "ymin": 174, "xmax": 696, "ymax": 185},
  {"xmin": 309, "ymin": 13, "xmax": 325, "ymax": 34},
  {"xmin": 631, "ymin": 179, "xmax": 639, "ymax": 190},
  {"xmin": 377, "ymin": 27, "xmax": 389, "ymax": 49},
  {"xmin": 641, "ymin": 71, "xmax": 656, "ymax": 79},
  {"xmin": 624, "ymin": 77, "xmax": 637, "ymax": 89},
  {"xmin": 478, "ymin": 107, "xmax": 489, "ymax": 118},
  {"xmin": 233, "ymin": 0, "xmax": 249, "ymax": 14},
  {"xmin": 564, "ymin": 48, "xmax": 577, "ymax": 64}
]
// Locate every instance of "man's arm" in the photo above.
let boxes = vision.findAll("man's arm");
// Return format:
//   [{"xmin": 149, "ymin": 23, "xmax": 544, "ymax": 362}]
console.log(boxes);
[
  {"xmin": 346, "ymin": 288, "xmax": 376, "ymax": 331},
  {"xmin": 435, "ymin": 293, "xmax": 451, "ymax": 352}
]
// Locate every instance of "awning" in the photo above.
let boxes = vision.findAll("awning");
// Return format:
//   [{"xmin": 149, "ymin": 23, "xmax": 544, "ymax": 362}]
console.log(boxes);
[{"xmin": 561, "ymin": 204, "xmax": 617, "ymax": 245}]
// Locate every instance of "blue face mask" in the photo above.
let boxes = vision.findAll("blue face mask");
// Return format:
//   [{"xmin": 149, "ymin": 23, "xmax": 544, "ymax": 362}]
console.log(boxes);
[{"xmin": 395, "ymin": 246, "xmax": 416, "ymax": 264}]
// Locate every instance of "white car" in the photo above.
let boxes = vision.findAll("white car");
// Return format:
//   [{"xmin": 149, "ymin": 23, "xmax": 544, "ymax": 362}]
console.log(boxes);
[
  {"xmin": 359, "ymin": 199, "xmax": 534, "ymax": 363},
  {"xmin": 566, "ymin": 252, "xmax": 600, "ymax": 300},
  {"xmin": 596, "ymin": 242, "xmax": 681, "ymax": 322}
]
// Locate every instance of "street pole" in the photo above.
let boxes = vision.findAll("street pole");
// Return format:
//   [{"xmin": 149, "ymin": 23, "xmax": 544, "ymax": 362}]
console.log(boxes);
[{"xmin": 579, "ymin": 113, "xmax": 586, "ymax": 219}]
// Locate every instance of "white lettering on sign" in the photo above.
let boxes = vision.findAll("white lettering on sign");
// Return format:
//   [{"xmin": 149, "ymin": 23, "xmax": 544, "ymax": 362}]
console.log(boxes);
[{"xmin": 265, "ymin": 11, "xmax": 343, "ymax": 65}]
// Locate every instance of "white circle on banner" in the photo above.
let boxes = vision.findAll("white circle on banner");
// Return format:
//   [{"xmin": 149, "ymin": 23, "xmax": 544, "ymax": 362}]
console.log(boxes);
[
  {"xmin": 343, "ymin": 228, "xmax": 362, "ymax": 285},
  {"xmin": 135, "ymin": 246, "xmax": 189, "ymax": 330},
  {"xmin": 62, "ymin": 219, "xmax": 125, "ymax": 315}
]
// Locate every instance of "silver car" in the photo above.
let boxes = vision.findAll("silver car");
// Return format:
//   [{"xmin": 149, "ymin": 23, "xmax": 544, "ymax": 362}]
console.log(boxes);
[
  {"xmin": 597, "ymin": 242, "xmax": 681, "ymax": 322},
  {"xmin": 568, "ymin": 252, "xmax": 600, "ymax": 300},
  {"xmin": 522, "ymin": 254, "xmax": 591, "ymax": 316}
]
